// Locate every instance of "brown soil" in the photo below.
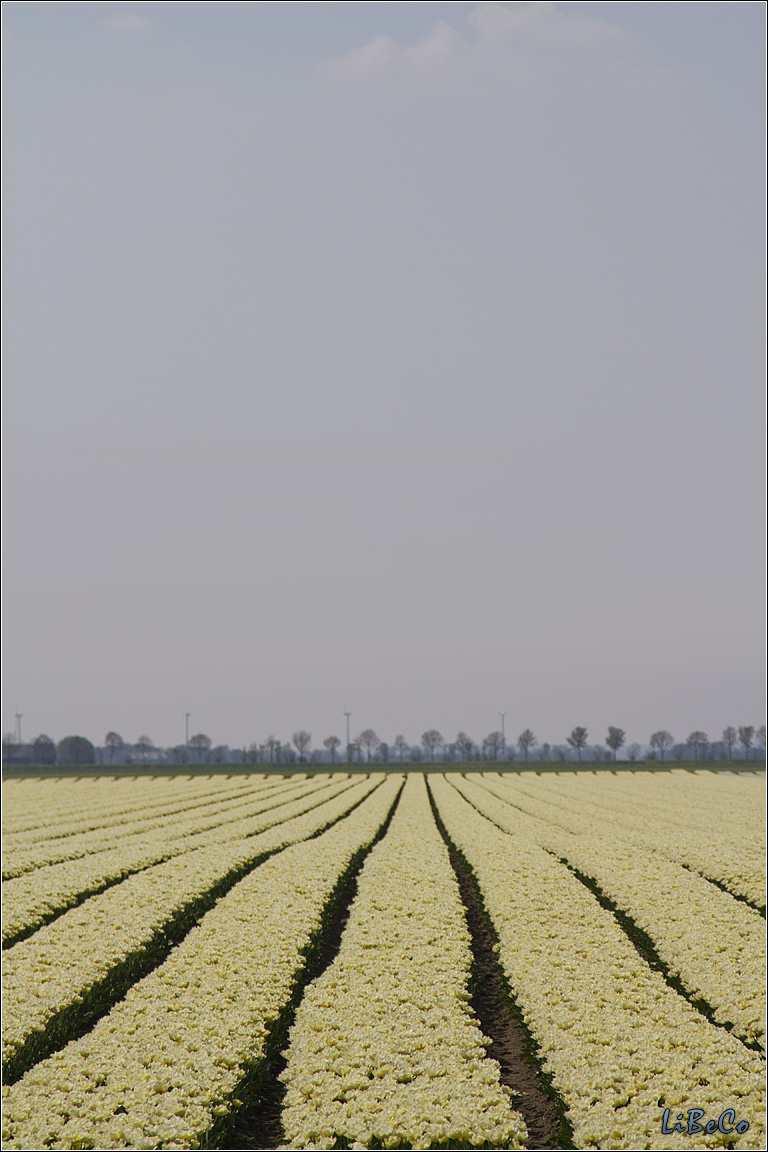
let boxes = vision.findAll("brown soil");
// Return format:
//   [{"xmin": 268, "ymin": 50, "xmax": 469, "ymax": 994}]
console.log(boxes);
[
  {"xmin": 225, "ymin": 779, "xmax": 572, "ymax": 1150},
  {"xmin": 428, "ymin": 785, "xmax": 573, "ymax": 1151}
]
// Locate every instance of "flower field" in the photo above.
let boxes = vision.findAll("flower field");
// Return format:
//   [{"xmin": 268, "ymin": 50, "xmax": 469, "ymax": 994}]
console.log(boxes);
[{"xmin": 1, "ymin": 769, "xmax": 765, "ymax": 1150}]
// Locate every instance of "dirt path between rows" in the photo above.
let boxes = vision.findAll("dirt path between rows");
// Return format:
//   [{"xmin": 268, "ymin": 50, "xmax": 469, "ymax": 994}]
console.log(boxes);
[
  {"xmin": 427, "ymin": 781, "xmax": 572, "ymax": 1150},
  {"xmin": 230, "ymin": 778, "xmax": 570, "ymax": 1150}
]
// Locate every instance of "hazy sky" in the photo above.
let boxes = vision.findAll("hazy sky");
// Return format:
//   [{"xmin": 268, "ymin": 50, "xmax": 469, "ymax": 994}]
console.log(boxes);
[{"xmin": 3, "ymin": 2, "xmax": 764, "ymax": 752}]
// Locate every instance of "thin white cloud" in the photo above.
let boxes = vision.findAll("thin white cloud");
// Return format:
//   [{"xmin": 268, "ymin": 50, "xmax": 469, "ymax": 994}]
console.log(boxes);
[
  {"xmin": 104, "ymin": 13, "xmax": 152, "ymax": 35},
  {"xmin": 402, "ymin": 20, "xmax": 466, "ymax": 71},
  {"xmin": 331, "ymin": 33, "xmax": 400, "ymax": 80},
  {"xmin": 321, "ymin": 1, "xmax": 665, "ymax": 97}
]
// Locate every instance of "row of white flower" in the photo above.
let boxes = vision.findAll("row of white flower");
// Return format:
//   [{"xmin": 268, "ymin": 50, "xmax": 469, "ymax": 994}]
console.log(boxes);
[
  {"xmin": 2, "ymin": 775, "xmax": 243, "ymax": 835},
  {"xmin": 279, "ymin": 773, "xmax": 528, "ymax": 1151},
  {"xmin": 2, "ymin": 776, "xmax": 282, "ymax": 848},
  {"xmin": 511, "ymin": 768, "xmax": 765, "ymax": 876},
  {"xmin": 585, "ymin": 767, "xmax": 761, "ymax": 829},
  {"xmin": 485, "ymin": 769, "xmax": 755, "ymax": 852},
  {"xmin": 2, "ymin": 775, "xmax": 285, "ymax": 847},
  {"xmin": 2, "ymin": 775, "xmax": 385, "ymax": 1074},
  {"xmin": 490, "ymin": 767, "xmax": 766, "ymax": 905},
  {"xmin": 559, "ymin": 769, "xmax": 759, "ymax": 860},
  {"xmin": 2, "ymin": 776, "xmax": 289, "ymax": 875},
  {"xmin": 484, "ymin": 768, "xmax": 761, "ymax": 864},
  {"xmin": 505, "ymin": 768, "xmax": 762, "ymax": 837},
  {"xmin": 2, "ymin": 774, "xmax": 319, "ymax": 861},
  {"xmin": 457, "ymin": 774, "xmax": 765, "ymax": 1050},
  {"xmin": 1, "ymin": 776, "xmax": 403, "ymax": 1151},
  {"xmin": 523, "ymin": 769, "xmax": 766, "ymax": 908},
  {"xmin": 430, "ymin": 775, "xmax": 766, "ymax": 1150},
  {"xmin": 3, "ymin": 841, "xmax": 179, "ymax": 947},
  {"xmin": 2, "ymin": 777, "xmax": 359, "ymax": 945},
  {"xmin": 482, "ymin": 770, "xmax": 765, "ymax": 908},
  {"xmin": 2, "ymin": 775, "xmax": 346, "ymax": 880},
  {"xmin": 479, "ymin": 767, "xmax": 764, "ymax": 888},
  {"xmin": 0, "ymin": 774, "xmax": 272, "ymax": 838}
]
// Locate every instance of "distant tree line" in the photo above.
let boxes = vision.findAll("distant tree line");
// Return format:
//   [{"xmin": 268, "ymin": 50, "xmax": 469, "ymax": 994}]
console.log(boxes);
[{"xmin": 3, "ymin": 724, "xmax": 766, "ymax": 767}]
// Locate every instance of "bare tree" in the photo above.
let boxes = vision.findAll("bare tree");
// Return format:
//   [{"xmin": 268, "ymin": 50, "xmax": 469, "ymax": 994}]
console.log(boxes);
[
  {"xmin": 393, "ymin": 735, "xmax": 409, "ymax": 762},
  {"xmin": 246, "ymin": 743, "xmax": 261, "ymax": 764},
  {"xmin": 170, "ymin": 745, "xmax": 189, "ymax": 764},
  {"xmin": 626, "ymin": 743, "xmax": 641, "ymax": 763},
  {"xmin": 566, "ymin": 727, "xmax": 589, "ymax": 762},
  {"xmin": 105, "ymin": 731, "xmax": 123, "ymax": 765},
  {"xmin": 323, "ymin": 735, "xmax": 341, "ymax": 763},
  {"xmin": 650, "ymin": 730, "xmax": 674, "ymax": 761},
  {"xmin": 738, "ymin": 725, "xmax": 755, "ymax": 762},
  {"xmin": 357, "ymin": 729, "xmax": 379, "ymax": 762},
  {"xmin": 606, "ymin": 727, "xmax": 626, "ymax": 761},
  {"xmin": 292, "ymin": 731, "xmax": 312, "ymax": 762},
  {"xmin": 421, "ymin": 730, "xmax": 444, "ymax": 762},
  {"xmin": 517, "ymin": 729, "xmax": 537, "ymax": 761},
  {"xmin": 136, "ymin": 735, "xmax": 153, "ymax": 764},
  {"xmin": 455, "ymin": 732, "xmax": 474, "ymax": 762},
  {"xmin": 686, "ymin": 731, "xmax": 709, "ymax": 761},
  {"xmin": 188, "ymin": 733, "xmax": 212, "ymax": 762},
  {"xmin": 722, "ymin": 727, "xmax": 737, "ymax": 760},
  {"xmin": 263, "ymin": 736, "xmax": 280, "ymax": 764},
  {"xmin": 538, "ymin": 742, "xmax": 551, "ymax": 762},
  {"xmin": 483, "ymin": 731, "xmax": 504, "ymax": 762}
]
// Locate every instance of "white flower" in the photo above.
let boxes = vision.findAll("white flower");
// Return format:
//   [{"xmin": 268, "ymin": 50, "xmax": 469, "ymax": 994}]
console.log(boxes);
[
  {"xmin": 280, "ymin": 776, "xmax": 528, "ymax": 1151},
  {"xmin": 431, "ymin": 774, "xmax": 766, "ymax": 1151},
  {"xmin": 2, "ymin": 776, "xmax": 400, "ymax": 1149}
]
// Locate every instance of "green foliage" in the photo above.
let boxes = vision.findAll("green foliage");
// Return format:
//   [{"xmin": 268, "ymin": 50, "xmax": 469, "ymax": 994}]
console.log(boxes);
[
  {"xmin": 32, "ymin": 735, "xmax": 57, "ymax": 766},
  {"xmin": 606, "ymin": 727, "xmax": 626, "ymax": 759},
  {"xmin": 56, "ymin": 736, "xmax": 95, "ymax": 766},
  {"xmin": 566, "ymin": 727, "xmax": 588, "ymax": 760}
]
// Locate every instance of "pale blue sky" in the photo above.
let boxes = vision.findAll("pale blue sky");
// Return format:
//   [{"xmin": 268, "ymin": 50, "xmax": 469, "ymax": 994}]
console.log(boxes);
[{"xmin": 3, "ymin": 2, "xmax": 764, "ymax": 751}]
